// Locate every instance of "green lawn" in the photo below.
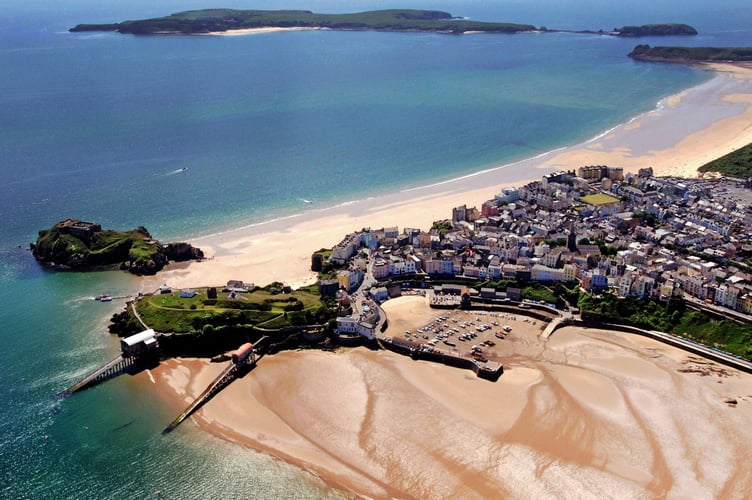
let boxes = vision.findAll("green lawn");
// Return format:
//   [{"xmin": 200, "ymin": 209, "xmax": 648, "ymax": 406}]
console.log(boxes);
[
  {"xmin": 581, "ymin": 193, "xmax": 620, "ymax": 206},
  {"xmin": 135, "ymin": 286, "xmax": 330, "ymax": 333}
]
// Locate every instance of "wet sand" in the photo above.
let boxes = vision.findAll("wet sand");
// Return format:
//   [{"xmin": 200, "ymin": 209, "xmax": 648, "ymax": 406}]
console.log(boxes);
[{"xmin": 146, "ymin": 297, "xmax": 752, "ymax": 498}]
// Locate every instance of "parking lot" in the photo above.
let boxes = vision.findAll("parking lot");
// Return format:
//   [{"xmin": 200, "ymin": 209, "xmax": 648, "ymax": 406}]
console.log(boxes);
[{"xmin": 400, "ymin": 307, "xmax": 547, "ymax": 361}]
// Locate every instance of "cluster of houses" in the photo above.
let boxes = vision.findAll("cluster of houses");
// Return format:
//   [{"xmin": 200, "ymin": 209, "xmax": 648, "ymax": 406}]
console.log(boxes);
[{"xmin": 320, "ymin": 166, "xmax": 752, "ymax": 316}]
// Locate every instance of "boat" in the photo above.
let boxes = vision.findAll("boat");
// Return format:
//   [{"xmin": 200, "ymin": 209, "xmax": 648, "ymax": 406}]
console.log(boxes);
[
  {"xmin": 95, "ymin": 294, "xmax": 112, "ymax": 302},
  {"xmin": 179, "ymin": 167, "xmax": 188, "ymax": 172}
]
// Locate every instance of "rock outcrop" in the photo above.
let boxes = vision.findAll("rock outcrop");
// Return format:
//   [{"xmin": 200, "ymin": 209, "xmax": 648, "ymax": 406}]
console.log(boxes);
[{"xmin": 31, "ymin": 219, "xmax": 203, "ymax": 275}]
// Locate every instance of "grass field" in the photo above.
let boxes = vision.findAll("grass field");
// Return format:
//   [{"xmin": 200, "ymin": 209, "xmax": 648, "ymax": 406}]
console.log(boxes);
[
  {"xmin": 580, "ymin": 193, "xmax": 620, "ymax": 206},
  {"xmin": 135, "ymin": 285, "xmax": 331, "ymax": 333}
]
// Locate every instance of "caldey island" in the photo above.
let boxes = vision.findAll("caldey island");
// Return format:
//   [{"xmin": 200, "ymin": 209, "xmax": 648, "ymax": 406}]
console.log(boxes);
[{"xmin": 69, "ymin": 8, "xmax": 697, "ymax": 38}]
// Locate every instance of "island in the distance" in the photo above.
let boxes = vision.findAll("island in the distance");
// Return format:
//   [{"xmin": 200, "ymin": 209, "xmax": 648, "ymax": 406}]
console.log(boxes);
[
  {"xmin": 69, "ymin": 8, "xmax": 697, "ymax": 38},
  {"xmin": 70, "ymin": 9, "xmax": 535, "ymax": 35},
  {"xmin": 31, "ymin": 218, "xmax": 204, "ymax": 275},
  {"xmin": 611, "ymin": 24, "xmax": 697, "ymax": 37},
  {"xmin": 629, "ymin": 44, "xmax": 752, "ymax": 63}
]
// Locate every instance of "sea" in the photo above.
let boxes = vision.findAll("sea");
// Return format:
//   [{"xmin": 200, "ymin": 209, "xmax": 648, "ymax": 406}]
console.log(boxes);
[{"xmin": 2, "ymin": 0, "xmax": 751, "ymax": 497}]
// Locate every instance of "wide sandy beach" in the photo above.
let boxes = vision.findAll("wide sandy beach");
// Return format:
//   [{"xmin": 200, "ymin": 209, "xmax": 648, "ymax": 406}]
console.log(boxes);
[
  {"xmin": 139, "ymin": 63, "xmax": 752, "ymax": 294},
  {"xmin": 145, "ymin": 296, "xmax": 752, "ymax": 498},
  {"xmin": 136, "ymin": 63, "xmax": 752, "ymax": 497}
]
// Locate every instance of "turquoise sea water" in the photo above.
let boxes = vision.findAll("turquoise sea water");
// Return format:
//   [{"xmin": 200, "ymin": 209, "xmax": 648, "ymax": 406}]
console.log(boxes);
[{"xmin": 2, "ymin": 1, "xmax": 751, "ymax": 497}]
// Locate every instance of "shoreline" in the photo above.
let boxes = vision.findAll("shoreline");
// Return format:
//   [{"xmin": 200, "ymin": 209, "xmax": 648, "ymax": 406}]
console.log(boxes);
[
  {"xmin": 134, "ymin": 63, "xmax": 752, "ymax": 497},
  {"xmin": 146, "ymin": 297, "xmax": 752, "ymax": 498},
  {"xmin": 139, "ymin": 62, "xmax": 752, "ymax": 294}
]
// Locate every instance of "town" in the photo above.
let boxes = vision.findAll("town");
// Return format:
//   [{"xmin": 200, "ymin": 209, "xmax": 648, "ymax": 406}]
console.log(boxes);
[
  {"xmin": 323, "ymin": 167, "xmax": 752, "ymax": 348},
  {"xmin": 69, "ymin": 166, "xmax": 752, "ymax": 400},
  {"xmin": 64, "ymin": 166, "xmax": 752, "ymax": 428}
]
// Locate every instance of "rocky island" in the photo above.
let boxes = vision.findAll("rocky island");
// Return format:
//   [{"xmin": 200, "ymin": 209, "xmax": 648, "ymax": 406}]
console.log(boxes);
[
  {"xmin": 69, "ymin": 8, "xmax": 698, "ymax": 38},
  {"xmin": 31, "ymin": 218, "xmax": 204, "ymax": 275}
]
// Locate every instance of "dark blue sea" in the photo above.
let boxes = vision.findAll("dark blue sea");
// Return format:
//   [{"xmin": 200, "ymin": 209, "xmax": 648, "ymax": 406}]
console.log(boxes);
[{"xmin": 2, "ymin": 0, "xmax": 751, "ymax": 497}]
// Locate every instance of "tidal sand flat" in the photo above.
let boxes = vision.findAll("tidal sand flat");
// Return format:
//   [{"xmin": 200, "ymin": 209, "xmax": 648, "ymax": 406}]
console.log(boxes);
[{"xmin": 147, "ymin": 297, "xmax": 752, "ymax": 498}]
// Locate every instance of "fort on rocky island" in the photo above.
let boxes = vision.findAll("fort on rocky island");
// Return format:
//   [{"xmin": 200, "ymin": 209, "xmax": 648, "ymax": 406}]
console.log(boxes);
[{"xmin": 31, "ymin": 219, "xmax": 204, "ymax": 275}]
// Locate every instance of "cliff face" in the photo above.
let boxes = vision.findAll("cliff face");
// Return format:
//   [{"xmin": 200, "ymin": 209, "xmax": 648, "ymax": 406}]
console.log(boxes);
[
  {"xmin": 165, "ymin": 242, "xmax": 205, "ymax": 262},
  {"xmin": 31, "ymin": 219, "xmax": 204, "ymax": 275}
]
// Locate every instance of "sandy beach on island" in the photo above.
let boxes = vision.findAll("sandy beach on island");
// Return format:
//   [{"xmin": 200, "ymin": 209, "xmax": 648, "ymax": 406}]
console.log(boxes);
[
  {"xmin": 202, "ymin": 26, "xmax": 330, "ymax": 36},
  {"xmin": 144, "ymin": 296, "xmax": 752, "ymax": 498},
  {"xmin": 134, "ymin": 63, "xmax": 752, "ymax": 497}
]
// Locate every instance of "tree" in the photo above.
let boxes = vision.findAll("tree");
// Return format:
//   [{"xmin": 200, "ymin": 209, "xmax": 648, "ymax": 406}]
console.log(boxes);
[
  {"xmin": 460, "ymin": 293, "xmax": 471, "ymax": 309},
  {"xmin": 289, "ymin": 311, "xmax": 307, "ymax": 325},
  {"xmin": 311, "ymin": 253, "xmax": 324, "ymax": 272},
  {"xmin": 633, "ymin": 211, "xmax": 659, "ymax": 227},
  {"xmin": 431, "ymin": 220, "xmax": 453, "ymax": 235}
]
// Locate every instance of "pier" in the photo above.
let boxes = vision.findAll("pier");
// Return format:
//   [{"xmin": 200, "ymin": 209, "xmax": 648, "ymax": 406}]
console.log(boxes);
[
  {"xmin": 62, "ymin": 328, "xmax": 160, "ymax": 396},
  {"xmin": 63, "ymin": 355, "xmax": 138, "ymax": 395},
  {"xmin": 163, "ymin": 336, "xmax": 268, "ymax": 434},
  {"xmin": 378, "ymin": 336, "xmax": 503, "ymax": 381},
  {"xmin": 540, "ymin": 317, "xmax": 568, "ymax": 339}
]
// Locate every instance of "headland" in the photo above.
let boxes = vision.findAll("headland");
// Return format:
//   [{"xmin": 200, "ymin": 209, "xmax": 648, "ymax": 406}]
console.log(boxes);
[{"xmin": 629, "ymin": 45, "xmax": 752, "ymax": 63}]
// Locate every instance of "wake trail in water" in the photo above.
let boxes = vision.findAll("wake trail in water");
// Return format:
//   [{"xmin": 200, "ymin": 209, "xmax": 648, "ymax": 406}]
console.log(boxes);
[{"xmin": 156, "ymin": 167, "xmax": 189, "ymax": 178}]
